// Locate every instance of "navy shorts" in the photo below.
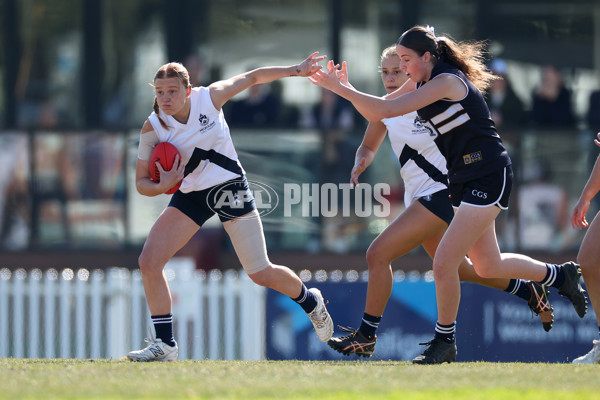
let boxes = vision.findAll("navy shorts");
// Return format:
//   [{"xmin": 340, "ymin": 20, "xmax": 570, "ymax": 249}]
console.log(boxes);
[
  {"xmin": 449, "ymin": 166, "xmax": 512, "ymax": 209},
  {"xmin": 168, "ymin": 176, "xmax": 256, "ymax": 226},
  {"xmin": 417, "ymin": 188, "xmax": 454, "ymax": 225}
]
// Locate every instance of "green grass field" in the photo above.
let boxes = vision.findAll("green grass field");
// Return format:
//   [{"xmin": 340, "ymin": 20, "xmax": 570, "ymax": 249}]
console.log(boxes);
[{"xmin": 0, "ymin": 359, "xmax": 598, "ymax": 400}]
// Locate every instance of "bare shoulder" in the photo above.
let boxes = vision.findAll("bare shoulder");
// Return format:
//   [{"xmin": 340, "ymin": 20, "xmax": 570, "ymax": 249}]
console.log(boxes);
[
  {"xmin": 433, "ymin": 73, "xmax": 468, "ymax": 99},
  {"xmin": 432, "ymin": 73, "xmax": 465, "ymax": 88},
  {"xmin": 141, "ymin": 119, "xmax": 154, "ymax": 133}
]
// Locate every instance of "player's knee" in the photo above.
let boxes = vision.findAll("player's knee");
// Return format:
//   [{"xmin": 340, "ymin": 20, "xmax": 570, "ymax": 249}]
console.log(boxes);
[
  {"xmin": 248, "ymin": 264, "xmax": 273, "ymax": 287},
  {"xmin": 365, "ymin": 245, "xmax": 378, "ymax": 266},
  {"xmin": 138, "ymin": 252, "xmax": 164, "ymax": 275},
  {"xmin": 471, "ymin": 264, "xmax": 496, "ymax": 279},
  {"xmin": 366, "ymin": 243, "xmax": 390, "ymax": 269},
  {"xmin": 432, "ymin": 261, "xmax": 457, "ymax": 280}
]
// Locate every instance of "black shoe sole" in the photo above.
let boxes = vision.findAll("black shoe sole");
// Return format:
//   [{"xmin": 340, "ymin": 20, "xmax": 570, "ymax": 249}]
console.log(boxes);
[
  {"xmin": 412, "ymin": 340, "xmax": 457, "ymax": 364},
  {"xmin": 558, "ymin": 263, "xmax": 588, "ymax": 318},
  {"xmin": 327, "ymin": 340, "xmax": 374, "ymax": 358},
  {"xmin": 412, "ymin": 352, "xmax": 456, "ymax": 365},
  {"xmin": 542, "ymin": 322, "xmax": 553, "ymax": 332}
]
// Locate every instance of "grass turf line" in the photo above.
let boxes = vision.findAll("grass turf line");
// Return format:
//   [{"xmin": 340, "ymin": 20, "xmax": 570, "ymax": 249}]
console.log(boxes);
[{"xmin": 0, "ymin": 359, "xmax": 598, "ymax": 400}]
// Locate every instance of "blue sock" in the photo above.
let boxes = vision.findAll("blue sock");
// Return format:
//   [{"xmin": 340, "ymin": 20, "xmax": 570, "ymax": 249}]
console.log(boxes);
[
  {"xmin": 358, "ymin": 313, "xmax": 381, "ymax": 341},
  {"xmin": 434, "ymin": 321, "xmax": 456, "ymax": 343},
  {"xmin": 292, "ymin": 284, "xmax": 318, "ymax": 313},
  {"xmin": 541, "ymin": 264, "xmax": 566, "ymax": 288},
  {"xmin": 505, "ymin": 279, "xmax": 531, "ymax": 301},
  {"xmin": 152, "ymin": 313, "xmax": 176, "ymax": 347}
]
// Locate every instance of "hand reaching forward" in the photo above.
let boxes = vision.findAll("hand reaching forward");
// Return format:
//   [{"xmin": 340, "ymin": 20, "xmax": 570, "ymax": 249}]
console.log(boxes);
[
  {"xmin": 293, "ymin": 52, "xmax": 327, "ymax": 77},
  {"xmin": 335, "ymin": 61, "xmax": 355, "ymax": 90},
  {"xmin": 308, "ymin": 59, "xmax": 345, "ymax": 92}
]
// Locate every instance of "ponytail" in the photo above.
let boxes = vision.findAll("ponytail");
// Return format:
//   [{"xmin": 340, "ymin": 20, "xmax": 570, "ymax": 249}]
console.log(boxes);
[
  {"xmin": 435, "ymin": 37, "xmax": 496, "ymax": 93},
  {"xmin": 398, "ymin": 25, "xmax": 497, "ymax": 93}
]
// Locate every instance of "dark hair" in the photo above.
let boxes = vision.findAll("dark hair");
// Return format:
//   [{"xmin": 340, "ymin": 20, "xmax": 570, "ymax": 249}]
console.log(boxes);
[
  {"xmin": 397, "ymin": 25, "xmax": 496, "ymax": 92},
  {"xmin": 152, "ymin": 62, "xmax": 191, "ymax": 129}
]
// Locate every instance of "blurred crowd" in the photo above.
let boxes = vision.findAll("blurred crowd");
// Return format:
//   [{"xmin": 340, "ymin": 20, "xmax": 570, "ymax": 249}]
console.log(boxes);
[{"xmin": 3, "ymin": 55, "xmax": 599, "ymax": 255}]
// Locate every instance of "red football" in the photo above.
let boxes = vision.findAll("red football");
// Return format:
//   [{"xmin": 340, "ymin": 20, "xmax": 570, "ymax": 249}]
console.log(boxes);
[{"xmin": 149, "ymin": 142, "xmax": 182, "ymax": 194}]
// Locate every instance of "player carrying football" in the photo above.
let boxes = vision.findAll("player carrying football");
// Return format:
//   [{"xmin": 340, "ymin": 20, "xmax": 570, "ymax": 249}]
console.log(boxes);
[{"xmin": 128, "ymin": 52, "xmax": 333, "ymax": 362}]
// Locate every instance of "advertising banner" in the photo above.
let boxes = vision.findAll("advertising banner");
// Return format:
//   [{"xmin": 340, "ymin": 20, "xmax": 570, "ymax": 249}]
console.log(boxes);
[{"xmin": 266, "ymin": 279, "xmax": 596, "ymax": 363}]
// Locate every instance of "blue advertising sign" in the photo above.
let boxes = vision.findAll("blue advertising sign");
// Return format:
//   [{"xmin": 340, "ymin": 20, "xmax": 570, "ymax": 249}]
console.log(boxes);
[
  {"xmin": 266, "ymin": 279, "xmax": 596, "ymax": 363},
  {"xmin": 457, "ymin": 282, "xmax": 596, "ymax": 363}
]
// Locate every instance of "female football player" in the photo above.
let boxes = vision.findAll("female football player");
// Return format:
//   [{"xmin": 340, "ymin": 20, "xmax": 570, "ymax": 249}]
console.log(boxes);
[
  {"xmin": 128, "ymin": 53, "xmax": 333, "ymax": 361},
  {"xmin": 310, "ymin": 26, "xmax": 587, "ymax": 364},
  {"xmin": 327, "ymin": 45, "xmax": 554, "ymax": 359}
]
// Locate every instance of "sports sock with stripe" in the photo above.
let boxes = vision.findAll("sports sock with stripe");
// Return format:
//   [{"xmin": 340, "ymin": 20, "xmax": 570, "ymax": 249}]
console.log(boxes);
[
  {"xmin": 434, "ymin": 321, "xmax": 456, "ymax": 343},
  {"xmin": 505, "ymin": 279, "xmax": 532, "ymax": 301},
  {"xmin": 152, "ymin": 313, "xmax": 176, "ymax": 347},
  {"xmin": 541, "ymin": 263, "xmax": 566, "ymax": 288},
  {"xmin": 358, "ymin": 313, "xmax": 381, "ymax": 341},
  {"xmin": 292, "ymin": 284, "xmax": 318, "ymax": 313}
]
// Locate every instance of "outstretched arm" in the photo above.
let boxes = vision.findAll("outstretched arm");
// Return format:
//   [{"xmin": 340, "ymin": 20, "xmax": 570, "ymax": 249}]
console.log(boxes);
[
  {"xmin": 208, "ymin": 52, "xmax": 326, "ymax": 110},
  {"xmin": 309, "ymin": 62, "xmax": 461, "ymax": 122}
]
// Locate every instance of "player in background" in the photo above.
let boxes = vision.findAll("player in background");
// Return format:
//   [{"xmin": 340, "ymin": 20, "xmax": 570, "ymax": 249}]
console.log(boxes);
[
  {"xmin": 310, "ymin": 26, "xmax": 588, "ymax": 364},
  {"xmin": 127, "ymin": 53, "xmax": 333, "ymax": 362},
  {"xmin": 570, "ymin": 131, "xmax": 600, "ymax": 364},
  {"xmin": 328, "ymin": 46, "xmax": 554, "ymax": 359}
]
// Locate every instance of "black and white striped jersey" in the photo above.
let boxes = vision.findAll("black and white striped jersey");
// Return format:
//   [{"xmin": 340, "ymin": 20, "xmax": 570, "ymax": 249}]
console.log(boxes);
[
  {"xmin": 416, "ymin": 62, "xmax": 511, "ymax": 184},
  {"xmin": 148, "ymin": 87, "xmax": 245, "ymax": 192},
  {"xmin": 382, "ymin": 111, "xmax": 448, "ymax": 207}
]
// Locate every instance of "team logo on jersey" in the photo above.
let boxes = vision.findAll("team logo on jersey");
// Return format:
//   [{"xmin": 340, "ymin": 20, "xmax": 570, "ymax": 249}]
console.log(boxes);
[
  {"xmin": 412, "ymin": 116, "xmax": 435, "ymax": 137},
  {"xmin": 199, "ymin": 113, "xmax": 209, "ymax": 126},
  {"xmin": 463, "ymin": 151, "xmax": 482, "ymax": 165},
  {"xmin": 198, "ymin": 113, "xmax": 216, "ymax": 133},
  {"xmin": 413, "ymin": 115, "xmax": 426, "ymax": 128}
]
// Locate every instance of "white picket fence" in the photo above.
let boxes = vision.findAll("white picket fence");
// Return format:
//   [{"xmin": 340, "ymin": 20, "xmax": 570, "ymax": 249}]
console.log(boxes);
[{"xmin": 0, "ymin": 258, "xmax": 266, "ymax": 360}]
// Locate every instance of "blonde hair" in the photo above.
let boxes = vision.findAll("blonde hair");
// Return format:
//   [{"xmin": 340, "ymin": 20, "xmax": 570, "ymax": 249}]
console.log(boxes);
[
  {"xmin": 378, "ymin": 45, "xmax": 399, "ymax": 74},
  {"xmin": 397, "ymin": 25, "xmax": 496, "ymax": 92},
  {"xmin": 152, "ymin": 62, "xmax": 191, "ymax": 129},
  {"xmin": 380, "ymin": 45, "xmax": 398, "ymax": 62}
]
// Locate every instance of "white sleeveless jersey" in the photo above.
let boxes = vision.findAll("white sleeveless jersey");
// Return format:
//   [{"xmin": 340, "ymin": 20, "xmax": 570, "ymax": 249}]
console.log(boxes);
[
  {"xmin": 382, "ymin": 111, "xmax": 448, "ymax": 207},
  {"xmin": 148, "ymin": 86, "xmax": 245, "ymax": 192}
]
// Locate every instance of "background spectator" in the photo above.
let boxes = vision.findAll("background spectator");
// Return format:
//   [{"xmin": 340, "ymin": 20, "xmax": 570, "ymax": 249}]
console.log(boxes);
[
  {"xmin": 586, "ymin": 81, "xmax": 600, "ymax": 132},
  {"xmin": 226, "ymin": 82, "xmax": 282, "ymax": 128},
  {"xmin": 531, "ymin": 65, "xmax": 575, "ymax": 127},
  {"xmin": 299, "ymin": 88, "xmax": 362, "ymax": 183},
  {"xmin": 300, "ymin": 88, "xmax": 357, "ymax": 131},
  {"xmin": 485, "ymin": 59, "xmax": 529, "ymax": 130},
  {"xmin": 183, "ymin": 53, "xmax": 211, "ymax": 88}
]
